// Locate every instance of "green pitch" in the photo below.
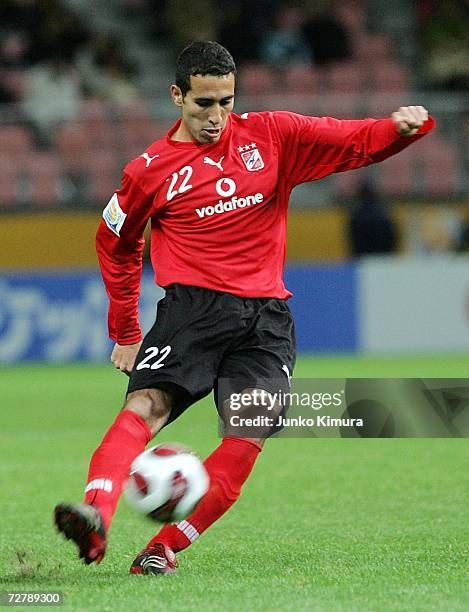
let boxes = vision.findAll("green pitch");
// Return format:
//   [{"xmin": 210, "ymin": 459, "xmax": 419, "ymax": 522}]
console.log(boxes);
[{"xmin": 1, "ymin": 354, "xmax": 468, "ymax": 611}]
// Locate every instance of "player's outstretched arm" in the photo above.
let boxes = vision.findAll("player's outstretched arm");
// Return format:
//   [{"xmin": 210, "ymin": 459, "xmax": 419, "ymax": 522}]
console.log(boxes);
[
  {"xmin": 111, "ymin": 341, "xmax": 142, "ymax": 376},
  {"xmin": 391, "ymin": 105, "xmax": 429, "ymax": 137}
]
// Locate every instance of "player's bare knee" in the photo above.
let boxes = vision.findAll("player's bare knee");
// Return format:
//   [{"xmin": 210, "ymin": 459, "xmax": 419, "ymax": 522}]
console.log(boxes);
[{"xmin": 124, "ymin": 388, "xmax": 171, "ymax": 434}]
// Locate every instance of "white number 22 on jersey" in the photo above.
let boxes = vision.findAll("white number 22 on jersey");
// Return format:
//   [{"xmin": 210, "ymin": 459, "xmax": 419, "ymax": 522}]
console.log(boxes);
[
  {"xmin": 136, "ymin": 345, "xmax": 172, "ymax": 370},
  {"xmin": 166, "ymin": 166, "xmax": 193, "ymax": 201}
]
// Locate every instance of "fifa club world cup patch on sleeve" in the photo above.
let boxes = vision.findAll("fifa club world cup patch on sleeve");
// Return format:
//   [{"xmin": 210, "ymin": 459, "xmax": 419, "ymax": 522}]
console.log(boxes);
[{"xmin": 103, "ymin": 193, "xmax": 126, "ymax": 236}]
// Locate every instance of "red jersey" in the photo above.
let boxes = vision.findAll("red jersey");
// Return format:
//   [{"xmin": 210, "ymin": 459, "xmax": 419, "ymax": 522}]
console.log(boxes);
[{"xmin": 96, "ymin": 111, "xmax": 435, "ymax": 344}]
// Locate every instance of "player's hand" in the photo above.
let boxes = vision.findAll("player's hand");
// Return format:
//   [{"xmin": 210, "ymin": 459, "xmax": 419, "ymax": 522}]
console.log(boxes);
[
  {"xmin": 111, "ymin": 342, "xmax": 142, "ymax": 376},
  {"xmin": 391, "ymin": 106, "xmax": 429, "ymax": 137}
]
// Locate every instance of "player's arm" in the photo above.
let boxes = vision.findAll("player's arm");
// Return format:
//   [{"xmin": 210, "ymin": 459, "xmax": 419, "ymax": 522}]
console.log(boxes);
[
  {"xmin": 271, "ymin": 107, "xmax": 435, "ymax": 185},
  {"xmin": 96, "ymin": 173, "xmax": 154, "ymax": 372}
]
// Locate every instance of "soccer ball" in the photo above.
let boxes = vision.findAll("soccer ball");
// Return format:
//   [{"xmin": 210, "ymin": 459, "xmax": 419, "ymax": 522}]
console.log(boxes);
[{"xmin": 124, "ymin": 443, "xmax": 209, "ymax": 523}]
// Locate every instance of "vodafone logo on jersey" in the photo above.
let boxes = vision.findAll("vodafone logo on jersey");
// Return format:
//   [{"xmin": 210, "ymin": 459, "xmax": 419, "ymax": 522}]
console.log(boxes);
[
  {"xmin": 195, "ymin": 176, "xmax": 264, "ymax": 218},
  {"xmin": 195, "ymin": 192, "xmax": 264, "ymax": 218}
]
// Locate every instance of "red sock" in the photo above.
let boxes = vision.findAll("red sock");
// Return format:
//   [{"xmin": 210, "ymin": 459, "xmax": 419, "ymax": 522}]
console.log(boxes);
[
  {"xmin": 149, "ymin": 437, "xmax": 262, "ymax": 553},
  {"xmin": 84, "ymin": 410, "xmax": 152, "ymax": 532}
]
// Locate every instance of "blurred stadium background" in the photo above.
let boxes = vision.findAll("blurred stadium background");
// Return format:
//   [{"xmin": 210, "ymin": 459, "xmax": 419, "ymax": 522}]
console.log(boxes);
[
  {"xmin": 1, "ymin": 0, "xmax": 468, "ymax": 362},
  {"xmin": 2, "ymin": 6, "xmax": 468, "ymax": 606}
]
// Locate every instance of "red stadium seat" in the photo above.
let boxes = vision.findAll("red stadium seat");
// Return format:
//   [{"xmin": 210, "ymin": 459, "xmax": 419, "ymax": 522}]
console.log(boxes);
[
  {"xmin": 82, "ymin": 151, "xmax": 120, "ymax": 202},
  {"xmin": 327, "ymin": 62, "xmax": 363, "ymax": 94},
  {"xmin": 379, "ymin": 146, "xmax": 415, "ymax": 195},
  {"xmin": 238, "ymin": 63, "xmax": 277, "ymax": 96},
  {"xmin": 284, "ymin": 66, "xmax": 317, "ymax": 94},
  {"xmin": 55, "ymin": 123, "xmax": 89, "ymax": 155},
  {"xmin": 28, "ymin": 153, "xmax": 63, "ymax": 206},
  {"xmin": 84, "ymin": 120, "xmax": 117, "ymax": 150},
  {"xmin": 314, "ymin": 93, "xmax": 363, "ymax": 119},
  {"xmin": 81, "ymin": 99, "xmax": 109, "ymax": 122},
  {"xmin": 2, "ymin": 69, "xmax": 27, "ymax": 100},
  {"xmin": 354, "ymin": 33, "xmax": 392, "ymax": 63},
  {"xmin": 78, "ymin": 101, "xmax": 117, "ymax": 150},
  {"xmin": 120, "ymin": 118, "xmax": 157, "ymax": 152},
  {"xmin": 424, "ymin": 160, "xmax": 459, "ymax": 195},
  {"xmin": 55, "ymin": 123, "xmax": 90, "ymax": 175},
  {"xmin": 335, "ymin": 168, "xmax": 364, "ymax": 197},
  {"xmin": 150, "ymin": 120, "xmax": 169, "ymax": 140},
  {"xmin": 419, "ymin": 139, "xmax": 459, "ymax": 195},
  {"xmin": 370, "ymin": 61, "xmax": 411, "ymax": 93},
  {"xmin": 118, "ymin": 119, "xmax": 169, "ymax": 159},
  {"xmin": 114, "ymin": 100, "xmax": 152, "ymax": 122},
  {"xmin": 0, "ymin": 154, "xmax": 21, "ymax": 206},
  {"xmin": 364, "ymin": 93, "xmax": 412, "ymax": 117},
  {"xmin": 0, "ymin": 125, "xmax": 34, "ymax": 153},
  {"xmin": 334, "ymin": 1, "xmax": 366, "ymax": 34}
]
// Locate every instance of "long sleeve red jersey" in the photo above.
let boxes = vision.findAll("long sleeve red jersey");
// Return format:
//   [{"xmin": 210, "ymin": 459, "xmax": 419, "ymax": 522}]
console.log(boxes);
[{"xmin": 96, "ymin": 111, "xmax": 435, "ymax": 344}]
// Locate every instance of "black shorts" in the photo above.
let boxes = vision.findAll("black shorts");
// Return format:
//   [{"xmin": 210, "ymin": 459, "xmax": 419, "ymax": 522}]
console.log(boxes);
[{"xmin": 127, "ymin": 284, "xmax": 296, "ymax": 429}]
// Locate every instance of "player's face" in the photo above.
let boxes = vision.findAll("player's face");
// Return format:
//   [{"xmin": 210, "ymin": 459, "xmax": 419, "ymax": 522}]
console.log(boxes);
[{"xmin": 171, "ymin": 73, "xmax": 235, "ymax": 144}]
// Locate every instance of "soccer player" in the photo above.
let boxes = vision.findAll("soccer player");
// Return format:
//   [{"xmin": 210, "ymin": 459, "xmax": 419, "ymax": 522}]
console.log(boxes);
[{"xmin": 54, "ymin": 41, "xmax": 434, "ymax": 574}]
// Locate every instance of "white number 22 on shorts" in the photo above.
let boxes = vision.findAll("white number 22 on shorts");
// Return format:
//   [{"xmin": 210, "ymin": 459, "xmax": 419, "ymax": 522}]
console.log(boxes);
[{"xmin": 136, "ymin": 346, "xmax": 172, "ymax": 370}]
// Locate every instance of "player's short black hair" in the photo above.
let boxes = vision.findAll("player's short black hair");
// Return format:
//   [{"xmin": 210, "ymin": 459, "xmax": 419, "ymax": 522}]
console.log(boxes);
[{"xmin": 175, "ymin": 41, "xmax": 236, "ymax": 97}]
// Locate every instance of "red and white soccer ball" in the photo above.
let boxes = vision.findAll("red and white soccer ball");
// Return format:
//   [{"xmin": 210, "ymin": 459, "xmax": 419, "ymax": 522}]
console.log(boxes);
[{"xmin": 124, "ymin": 443, "xmax": 209, "ymax": 522}]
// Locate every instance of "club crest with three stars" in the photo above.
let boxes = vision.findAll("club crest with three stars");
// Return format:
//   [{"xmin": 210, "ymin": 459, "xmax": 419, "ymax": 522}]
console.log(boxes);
[{"xmin": 238, "ymin": 142, "xmax": 264, "ymax": 172}]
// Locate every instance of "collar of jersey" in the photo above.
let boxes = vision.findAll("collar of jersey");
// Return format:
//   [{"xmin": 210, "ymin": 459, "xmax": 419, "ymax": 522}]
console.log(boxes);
[{"xmin": 166, "ymin": 115, "xmax": 232, "ymax": 148}]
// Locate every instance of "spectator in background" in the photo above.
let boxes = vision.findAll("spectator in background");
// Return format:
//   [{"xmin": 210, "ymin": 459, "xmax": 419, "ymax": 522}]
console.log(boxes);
[
  {"xmin": 419, "ymin": 0, "xmax": 469, "ymax": 91},
  {"xmin": 0, "ymin": 32, "xmax": 31, "ymax": 70},
  {"xmin": 31, "ymin": 0, "xmax": 90, "ymax": 65},
  {"xmin": 0, "ymin": 0, "xmax": 89, "ymax": 65},
  {"xmin": 0, "ymin": 0, "xmax": 41, "ymax": 101},
  {"xmin": 120, "ymin": 0, "xmax": 150, "ymax": 13},
  {"xmin": 0, "ymin": 31, "xmax": 31, "ymax": 103},
  {"xmin": 217, "ymin": 1, "xmax": 266, "ymax": 65},
  {"xmin": 165, "ymin": 0, "xmax": 217, "ymax": 49},
  {"xmin": 349, "ymin": 181, "xmax": 398, "ymax": 256},
  {"xmin": 302, "ymin": 5, "xmax": 351, "ymax": 65},
  {"xmin": 260, "ymin": 4, "xmax": 310, "ymax": 69},
  {"xmin": 456, "ymin": 218, "xmax": 469, "ymax": 253},
  {"xmin": 426, "ymin": 40, "xmax": 469, "ymax": 91},
  {"xmin": 131, "ymin": 0, "xmax": 173, "ymax": 44},
  {"xmin": 23, "ymin": 53, "xmax": 82, "ymax": 145},
  {"xmin": 77, "ymin": 35, "xmax": 139, "ymax": 106},
  {"xmin": 0, "ymin": 0, "xmax": 42, "ymax": 43}
]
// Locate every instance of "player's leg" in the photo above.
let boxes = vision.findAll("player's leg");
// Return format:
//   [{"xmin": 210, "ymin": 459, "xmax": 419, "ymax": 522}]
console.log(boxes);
[
  {"xmin": 84, "ymin": 384, "xmax": 187, "ymax": 524},
  {"xmin": 132, "ymin": 298, "xmax": 296, "ymax": 574},
  {"xmin": 131, "ymin": 432, "xmax": 264, "ymax": 574},
  {"xmin": 55, "ymin": 285, "xmax": 233, "ymax": 565},
  {"xmin": 136, "ymin": 384, "xmax": 286, "ymax": 570},
  {"xmin": 54, "ymin": 383, "xmax": 184, "ymax": 565}
]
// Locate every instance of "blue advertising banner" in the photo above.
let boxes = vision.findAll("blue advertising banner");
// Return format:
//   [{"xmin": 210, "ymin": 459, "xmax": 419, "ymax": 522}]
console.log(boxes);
[
  {"xmin": 0, "ymin": 265, "xmax": 357, "ymax": 363},
  {"xmin": 0, "ymin": 270, "xmax": 163, "ymax": 363},
  {"xmin": 285, "ymin": 264, "xmax": 358, "ymax": 352}
]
